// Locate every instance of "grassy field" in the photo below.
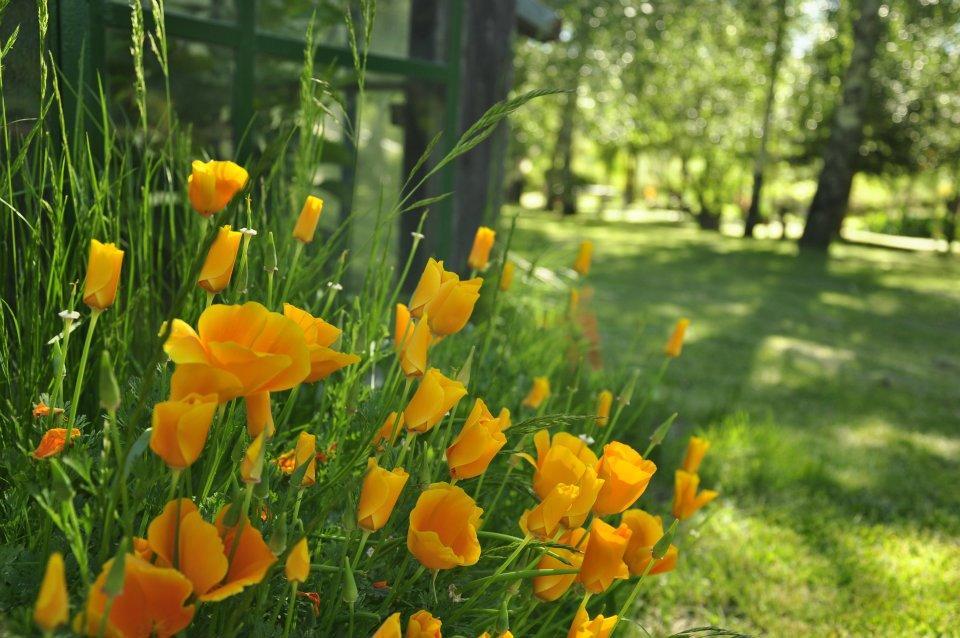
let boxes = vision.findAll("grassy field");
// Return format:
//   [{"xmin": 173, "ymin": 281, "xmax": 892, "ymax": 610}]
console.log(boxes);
[{"xmin": 509, "ymin": 207, "xmax": 960, "ymax": 636}]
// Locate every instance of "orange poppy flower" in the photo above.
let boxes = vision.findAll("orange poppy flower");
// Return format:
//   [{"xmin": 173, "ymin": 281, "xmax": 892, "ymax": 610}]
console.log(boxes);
[
  {"xmin": 163, "ymin": 302, "xmax": 310, "ymax": 400},
  {"xmin": 31, "ymin": 428, "xmax": 81, "ymax": 459},
  {"xmin": 283, "ymin": 303, "xmax": 360, "ymax": 383},
  {"xmin": 77, "ymin": 553, "xmax": 195, "ymax": 637},
  {"xmin": 145, "ymin": 499, "xmax": 277, "ymax": 602}
]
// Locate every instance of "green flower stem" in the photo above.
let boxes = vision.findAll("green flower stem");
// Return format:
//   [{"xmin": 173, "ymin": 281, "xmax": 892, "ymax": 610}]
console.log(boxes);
[
  {"xmin": 599, "ymin": 358, "xmax": 670, "ymax": 448},
  {"xmin": 610, "ymin": 558, "xmax": 656, "ymax": 635},
  {"xmin": 279, "ymin": 242, "xmax": 303, "ymax": 307},
  {"xmin": 66, "ymin": 308, "xmax": 101, "ymax": 444},
  {"xmin": 468, "ymin": 567, "xmax": 580, "ymax": 588},
  {"xmin": 352, "ymin": 529, "xmax": 371, "ymax": 568},
  {"xmin": 282, "ymin": 581, "xmax": 299, "ymax": 638}
]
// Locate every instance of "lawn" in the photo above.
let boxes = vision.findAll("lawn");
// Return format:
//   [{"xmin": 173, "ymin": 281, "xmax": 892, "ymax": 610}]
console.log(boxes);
[{"xmin": 509, "ymin": 207, "xmax": 960, "ymax": 637}]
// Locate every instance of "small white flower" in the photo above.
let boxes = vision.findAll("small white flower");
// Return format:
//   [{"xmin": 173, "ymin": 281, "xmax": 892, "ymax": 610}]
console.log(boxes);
[
  {"xmin": 411, "ymin": 232, "xmax": 425, "ymax": 240},
  {"xmin": 365, "ymin": 546, "xmax": 374, "ymax": 558},
  {"xmin": 58, "ymin": 310, "xmax": 80, "ymax": 321},
  {"xmin": 578, "ymin": 433, "xmax": 595, "ymax": 445},
  {"xmin": 327, "ymin": 282, "xmax": 344, "ymax": 291},
  {"xmin": 239, "ymin": 227, "xmax": 258, "ymax": 237},
  {"xmin": 447, "ymin": 583, "xmax": 463, "ymax": 603}
]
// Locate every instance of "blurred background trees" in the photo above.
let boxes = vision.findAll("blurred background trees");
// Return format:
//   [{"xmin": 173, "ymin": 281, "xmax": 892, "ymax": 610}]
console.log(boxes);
[{"xmin": 511, "ymin": 0, "xmax": 960, "ymax": 252}]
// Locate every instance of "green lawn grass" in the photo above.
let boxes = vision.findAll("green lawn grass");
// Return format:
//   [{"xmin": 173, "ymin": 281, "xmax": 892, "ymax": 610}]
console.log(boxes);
[{"xmin": 509, "ymin": 207, "xmax": 960, "ymax": 636}]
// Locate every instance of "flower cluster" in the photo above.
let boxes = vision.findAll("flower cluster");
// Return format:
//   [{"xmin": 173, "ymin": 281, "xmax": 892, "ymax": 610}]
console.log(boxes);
[{"xmin": 28, "ymin": 159, "xmax": 717, "ymax": 638}]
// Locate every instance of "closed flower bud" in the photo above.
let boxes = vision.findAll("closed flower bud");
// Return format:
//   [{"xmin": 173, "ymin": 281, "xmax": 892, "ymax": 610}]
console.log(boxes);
[
  {"xmin": 98, "ymin": 351, "xmax": 121, "ymax": 412},
  {"xmin": 672, "ymin": 470, "xmax": 718, "ymax": 520},
  {"xmin": 407, "ymin": 482, "xmax": 482, "ymax": 570},
  {"xmin": 577, "ymin": 518, "xmax": 631, "ymax": 593},
  {"xmin": 188, "ymin": 159, "xmax": 248, "ymax": 217},
  {"xmin": 284, "ymin": 537, "xmax": 310, "ymax": 583},
  {"xmin": 520, "ymin": 482, "xmax": 579, "ymax": 539},
  {"xmin": 566, "ymin": 605, "xmax": 616, "ymax": 638},
  {"xmin": 33, "ymin": 552, "xmax": 68, "ymax": 632},
  {"xmin": 198, "ymin": 225, "xmax": 243, "ymax": 293},
  {"xmin": 244, "ymin": 391, "xmax": 274, "ymax": 438},
  {"xmin": 532, "ymin": 527, "xmax": 586, "ymax": 602},
  {"xmin": 31, "ymin": 428, "xmax": 82, "ymax": 459},
  {"xmin": 241, "ymin": 432, "xmax": 266, "ymax": 484},
  {"xmin": 522, "ymin": 376, "xmax": 550, "ymax": 409},
  {"xmin": 394, "ymin": 304, "xmax": 431, "ymax": 378},
  {"xmin": 664, "ymin": 318, "xmax": 690, "ymax": 358},
  {"xmin": 573, "ymin": 240, "xmax": 593, "ymax": 276},
  {"xmin": 595, "ymin": 390, "xmax": 613, "ymax": 427},
  {"xmin": 681, "ymin": 435, "xmax": 710, "ymax": 474},
  {"xmin": 83, "ymin": 239, "xmax": 124, "ymax": 310},
  {"xmin": 407, "ymin": 610, "xmax": 442, "ymax": 638},
  {"xmin": 292, "ymin": 195, "xmax": 324, "ymax": 243},
  {"xmin": 467, "ymin": 226, "xmax": 496, "ymax": 270},
  {"xmin": 372, "ymin": 612, "xmax": 402, "ymax": 638},
  {"xmin": 593, "ymin": 442, "xmax": 657, "ymax": 516},
  {"xmin": 283, "ymin": 304, "xmax": 360, "ymax": 383},
  {"xmin": 372, "ymin": 412, "xmax": 404, "ymax": 447},
  {"xmin": 499, "ymin": 260, "xmax": 515, "ymax": 291},
  {"xmin": 286, "ymin": 432, "xmax": 318, "ymax": 487},
  {"xmin": 357, "ymin": 457, "xmax": 409, "ymax": 532},
  {"xmin": 621, "ymin": 509, "xmax": 678, "ymax": 577},
  {"xmin": 403, "ymin": 368, "xmax": 467, "ymax": 434},
  {"xmin": 446, "ymin": 399, "xmax": 509, "ymax": 480},
  {"xmin": 150, "ymin": 392, "xmax": 218, "ymax": 469},
  {"xmin": 409, "ymin": 258, "xmax": 482, "ymax": 337}
]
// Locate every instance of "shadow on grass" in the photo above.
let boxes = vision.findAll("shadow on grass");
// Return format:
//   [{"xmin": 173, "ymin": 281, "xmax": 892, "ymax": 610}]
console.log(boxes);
[{"xmin": 513, "ymin": 211, "xmax": 960, "ymax": 531}]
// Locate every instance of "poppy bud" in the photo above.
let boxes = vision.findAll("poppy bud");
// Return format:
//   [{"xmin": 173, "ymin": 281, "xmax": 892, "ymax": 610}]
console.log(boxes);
[
  {"xmin": 595, "ymin": 389, "xmax": 613, "ymax": 427},
  {"xmin": 467, "ymin": 226, "xmax": 496, "ymax": 270},
  {"xmin": 681, "ymin": 435, "xmax": 710, "ymax": 474},
  {"xmin": 150, "ymin": 392, "xmax": 218, "ymax": 470},
  {"xmin": 446, "ymin": 399, "xmax": 509, "ymax": 480},
  {"xmin": 664, "ymin": 318, "xmax": 690, "ymax": 358},
  {"xmin": 672, "ymin": 470, "xmax": 718, "ymax": 520},
  {"xmin": 577, "ymin": 518, "xmax": 631, "ymax": 593},
  {"xmin": 357, "ymin": 457, "xmax": 409, "ymax": 532},
  {"xmin": 198, "ymin": 225, "xmax": 242, "ymax": 293},
  {"xmin": 409, "ymin": 258, "xmax": 482, "ymax": 337},
  {"xmin": 188, "ymin": 159, "xmax": 248, "ymax": 217},
  {"xmin": 593, "ymin": 442, "xmax": 657, "ymax": 516},
  {"xmin": 83, "ymin": 239, "xmax": 124, "ymax": 310},
  {"xmin": 407, "ymin": 482, "xmax": 482, "ymax": 570},
  {"xmin": 372, "ymin": 612, "xmax": 402, "ymax": 637},
  {"xmin": 285, "ymin": 537, "xmax": 310, "ymax": 583},
  {"xmin": 292, "ymin": 195, "xmax": 323, "ymax": 243},
  {"xmin": 499, "ymin": 260, "xmax": 515, "ymax": 291},
  {"xmin": 573, "ymin": 240, "xmax": 593, "ymax": 276},
  {"xmin": 406, "ymin": 610, "xmax": 442, "ymax": 638},
  {"xmin": 403, "ymin": 368, "xmax": 467, "ymax": 434},
  {"xmin": 522, "ymin": 376, "xmax": 550, "ymax": 409},
  {"xmin": 33, "ymin": 552, "xmax": 68, "ymax": 632}
]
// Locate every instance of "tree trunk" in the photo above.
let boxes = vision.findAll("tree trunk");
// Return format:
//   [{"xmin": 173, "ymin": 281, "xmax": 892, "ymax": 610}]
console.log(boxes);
[
  {"xmin": 799, "ymin": 0, "xmax": 883, "ymax": 251},
  {"xmin": 744, "ymin": 0, "xmax": 788, "ymax": 238},
  {"xmin": 623, "ymin": 147, "xmax": 638, "ymax": 204},
  {"xmin": 452, "ymin": 0, "xmax": 517, "ymax": 271},
  {"xmin": 400, "ymin": 0, "xmax": 445, "ymax": 291},
  {"xmin": 552, "ymin": 86, "xmax": 578, "ymax": 215}
]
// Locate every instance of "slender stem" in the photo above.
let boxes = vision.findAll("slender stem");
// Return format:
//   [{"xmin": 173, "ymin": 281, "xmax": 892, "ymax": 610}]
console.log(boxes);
[
  {"xmin": 352, "ymin": 529, "xmax": 371, "ymax": 567},
  {"xmin": 279, "ymin": 242, "xmax": 303, "ymax": 306},
  {"xmin": 66, "ymin": 309, "xmax": 101, "ymax": 443},
  {"xmin": 610, "ymin": 558, "xmax": 656, "ymax": 634},
  {"xmin": 282, "ymin": 581, "xmax": 299, "ymax": 638}
]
